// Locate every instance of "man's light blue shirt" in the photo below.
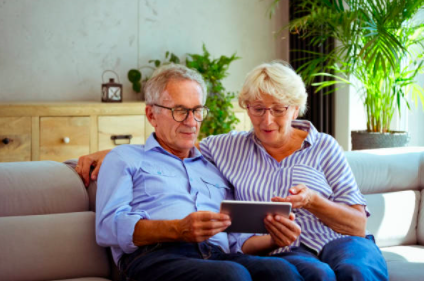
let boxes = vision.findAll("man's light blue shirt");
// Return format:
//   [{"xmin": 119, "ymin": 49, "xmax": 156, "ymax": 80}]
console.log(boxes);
[{"xmin": 96, "ymin": 134, "xmax": 234, "ymax": 264}]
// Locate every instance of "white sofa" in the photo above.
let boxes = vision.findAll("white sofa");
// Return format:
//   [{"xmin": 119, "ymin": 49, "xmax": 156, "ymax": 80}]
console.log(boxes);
[
  {"xmin": 0, "ymin": 161, "xmax": 116, "ymax": 281},
  {"xmin": 345, "ymin": 147, "xmax": 424, "ymax": 281},
  {"xmin": 0, "ymin": 147, "xmax": 423, "ymax": 281}
]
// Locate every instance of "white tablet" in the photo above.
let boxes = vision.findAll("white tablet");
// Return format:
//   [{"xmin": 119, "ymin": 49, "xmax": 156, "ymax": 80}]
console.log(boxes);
[{"xmin": 220, "ymin": 200, "xmax": 292, "ymax": 233}]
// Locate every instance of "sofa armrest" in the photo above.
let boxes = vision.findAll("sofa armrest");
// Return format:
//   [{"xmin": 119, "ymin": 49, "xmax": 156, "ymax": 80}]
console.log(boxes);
[{"xmin": 64, "ymin": 159, "xmax": 98, "ymax": 212}]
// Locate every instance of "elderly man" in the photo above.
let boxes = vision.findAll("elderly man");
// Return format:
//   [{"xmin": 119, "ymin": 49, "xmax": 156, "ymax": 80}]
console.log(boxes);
[{"xmin": 93, "ymin": 64, "xmax": 302, "ymax": 281}]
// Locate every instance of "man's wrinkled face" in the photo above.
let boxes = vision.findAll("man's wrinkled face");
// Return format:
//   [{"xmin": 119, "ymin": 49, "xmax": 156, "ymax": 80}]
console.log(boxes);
[{"xmin": 147, "ymin": 79, "xmax": 203, "ymax": 158}]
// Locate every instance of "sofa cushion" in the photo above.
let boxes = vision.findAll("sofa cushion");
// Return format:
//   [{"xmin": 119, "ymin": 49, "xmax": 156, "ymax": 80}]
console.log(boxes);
[
  {"xmin": 381, "ymin": 245, "xmax": 424, "ymax": 281},
  {"xmin": 365, "ymin": 190, "xmax": 419, "ymax": 247},
  {"xmin": 345, "ymin": 149, "xmax": 424, "ymax": 195},
  {"xmin": 0, "ymin": 161, "xmax": 88, "ymax": 216},
  {"xmin": 0, "ymin": 212, "xmax": 110, "ymax": 281}
]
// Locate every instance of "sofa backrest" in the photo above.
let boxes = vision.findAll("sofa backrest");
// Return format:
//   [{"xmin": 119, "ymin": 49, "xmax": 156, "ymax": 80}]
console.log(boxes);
[
  {"xmin": 345, "ymin": 147, "xmax": 424, "ymax": 248},
  {"xmin": 0, "ymin": 161, "xmax": 110, "ymax": 281},
  {"xmin": 345, "ymin": 147, "xmax": 424, "ymax": 195}
]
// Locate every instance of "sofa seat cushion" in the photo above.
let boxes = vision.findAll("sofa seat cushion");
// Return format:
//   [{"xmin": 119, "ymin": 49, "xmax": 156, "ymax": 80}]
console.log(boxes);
[
  {"xmin": 0, "ymin": 212, "xmax": 110, "ymax": 281},
  {"xmin": 364, "ymin": 190, "xmax": 419, "ymax": 247},
  {"xmin": 381, "ymin": 245, "xmax": 424, "ymax": 281}
]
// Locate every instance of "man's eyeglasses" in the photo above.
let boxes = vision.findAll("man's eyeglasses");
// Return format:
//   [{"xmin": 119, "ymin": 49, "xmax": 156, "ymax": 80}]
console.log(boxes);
[
  {"xmin": 153, "ymin": 104, "xmax": 209, "ymax": 122},
  {"xmin": 246, "ymin": 105, "xmax": 290, "ymax": 117}
]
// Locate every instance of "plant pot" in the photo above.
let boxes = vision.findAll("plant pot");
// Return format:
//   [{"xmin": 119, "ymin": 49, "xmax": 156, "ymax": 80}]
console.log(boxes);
[{"xmin": 351, "ymin": 130, "xmax": 409, "ymax": 150}]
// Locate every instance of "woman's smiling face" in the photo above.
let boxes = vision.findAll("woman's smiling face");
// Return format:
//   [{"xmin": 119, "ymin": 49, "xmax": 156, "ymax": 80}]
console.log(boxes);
[{"xmin": 247, "ymin": 93, "xmax": 299, "ymax": 149}]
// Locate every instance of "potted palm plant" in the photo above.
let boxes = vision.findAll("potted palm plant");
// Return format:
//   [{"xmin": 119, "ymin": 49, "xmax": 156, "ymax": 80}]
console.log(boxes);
[{"xmin": 277, "ymin": 0, "xmax": 424, "ymax": 149}]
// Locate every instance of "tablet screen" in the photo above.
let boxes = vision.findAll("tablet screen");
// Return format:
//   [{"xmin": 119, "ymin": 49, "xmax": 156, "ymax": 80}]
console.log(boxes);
[{"xmin": 220, "ymin": 200, "xmax": 292, "ymax": 233}]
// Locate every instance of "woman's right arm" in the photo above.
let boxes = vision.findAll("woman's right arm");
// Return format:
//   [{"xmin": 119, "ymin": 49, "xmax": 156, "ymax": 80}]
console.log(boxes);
[
  {"xmin": 76, "ymin": 140, "xmax": 201, "ymax": 186},
  {"xmin": 76, "ymin": 149, "xmax": 111, "ymax": 186}
]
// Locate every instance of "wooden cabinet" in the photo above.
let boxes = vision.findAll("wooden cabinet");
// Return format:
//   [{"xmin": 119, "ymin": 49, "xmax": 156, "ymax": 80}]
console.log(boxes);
[
  {"xmin": 0, "ymin": 117, "xmax": 32, "ymax": 162},
  {"xmin": 39, "ymin": 117, "xmax": 90, "ymax": 161},
  {"xmin": 0, "ymin": 102, "xmax": 148, "ymax": 162},
  {"xmin": 0, "ymin": 102, "xmax": 250, "ymax": 162},
  {"xmin": 98, "ymin": 115, "xmax": 147, "ymax": 151}
]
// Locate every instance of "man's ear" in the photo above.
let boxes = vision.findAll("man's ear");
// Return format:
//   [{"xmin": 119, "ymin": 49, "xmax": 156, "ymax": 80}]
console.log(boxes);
[{"xmin": 146, "ymin": 105, "xmax": 157, "ymax": 128}]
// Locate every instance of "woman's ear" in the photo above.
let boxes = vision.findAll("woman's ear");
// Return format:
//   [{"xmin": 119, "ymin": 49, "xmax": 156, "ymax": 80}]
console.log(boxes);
[{"xmin": 292, "ymin": 106, "xmax": 300, "ymax": 120}]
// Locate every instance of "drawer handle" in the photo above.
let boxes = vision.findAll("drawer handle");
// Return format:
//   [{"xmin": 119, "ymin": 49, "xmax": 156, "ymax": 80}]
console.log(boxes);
[
  {"xmin": 63, "ymin": 137, "xmax": 70, "ymax": 144},
  {"xmin": 2, "ymin": 138, "xmax": 10, "ymax": 145},
  {"xmin": 111, "ymin": 134, "xmax": 133, "ymax": 145}
]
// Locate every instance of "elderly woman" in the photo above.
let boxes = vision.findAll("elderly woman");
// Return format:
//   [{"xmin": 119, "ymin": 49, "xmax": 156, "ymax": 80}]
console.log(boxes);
[{"xmin": 77, "ymin": 61, "xmax": 388, "ymax": 281}]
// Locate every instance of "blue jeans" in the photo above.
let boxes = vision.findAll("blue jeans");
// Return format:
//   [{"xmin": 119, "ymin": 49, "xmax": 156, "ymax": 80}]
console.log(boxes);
[
  {"xmin": 274, "ymin": 235, "xmax": 388, "ymax": 281},
  {"xmin": 118, "ymin": 241, "xmax": 303, "ymax": 281}
]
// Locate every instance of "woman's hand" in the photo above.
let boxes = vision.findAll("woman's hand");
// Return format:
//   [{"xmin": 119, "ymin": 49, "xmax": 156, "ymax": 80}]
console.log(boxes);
[
  {"xmin": 264, "ymin": 213, "xmax": 301, "ymax": 248},
  {"xmin": 241, "ymin": 213, "xmax": 301, "ymax": 255},
  {"xmin": 75, "ymin": 149, "xmax": 111, "ymax": 187},
  {"xmin": 272, "ymin": 184, "xmax": 367, "ymax": 237},
  {"xmin": 272, "ymin": 184, "xmax": 316, "ymax": 209}
]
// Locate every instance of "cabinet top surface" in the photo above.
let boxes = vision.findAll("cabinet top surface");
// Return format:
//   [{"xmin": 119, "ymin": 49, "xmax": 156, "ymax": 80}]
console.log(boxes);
[
  {"xmin": 0, "ymin": 101, "xmax": 143, "ymax": 106},
  {"xmin": 0, "ymin": 101, "xmax": 244, "ymax": 117},
  {"xmin": 0, "ymin": 101, "xmax": 147, "ymax": 116}
]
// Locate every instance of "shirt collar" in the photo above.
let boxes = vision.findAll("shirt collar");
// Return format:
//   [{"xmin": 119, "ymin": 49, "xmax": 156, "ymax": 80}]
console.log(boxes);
[
  {"xmin": 145, "ymin": 133, "xmax": 205, "ymax": 162},
  {"xmin": 291, "ymin": 120, "xmax": 317, "ymax": 149},
  {"xmin": 249, "ymin": 120, "xmax": 317, "ymax": 151}
]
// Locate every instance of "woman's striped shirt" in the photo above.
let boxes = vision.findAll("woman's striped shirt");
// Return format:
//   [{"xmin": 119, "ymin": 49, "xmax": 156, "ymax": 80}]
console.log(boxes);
[{"xmin": 200, "ymin": 120, "xmax": 368, "ymax": 255}]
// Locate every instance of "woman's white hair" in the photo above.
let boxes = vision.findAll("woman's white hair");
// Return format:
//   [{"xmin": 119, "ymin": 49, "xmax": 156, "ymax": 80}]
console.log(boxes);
[
  {"xmin": 144, "ymin": 64, "xmax": 207, "ymax": 105},
  {"xmin": 238, "ymin": 60, "xmax": 308, "ymax": 116}
]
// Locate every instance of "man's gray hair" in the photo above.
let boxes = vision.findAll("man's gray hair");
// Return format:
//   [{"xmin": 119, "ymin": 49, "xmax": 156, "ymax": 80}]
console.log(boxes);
[{"xmin": 144, "ymin": 64, "xmax": 207, "ymax": 105}]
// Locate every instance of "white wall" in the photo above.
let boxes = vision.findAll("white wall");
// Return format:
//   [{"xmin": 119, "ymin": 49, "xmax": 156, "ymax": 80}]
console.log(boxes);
[
  {"xmin": 407, "ymin": 72, "xmax": 424, "ymax": 146},
  {"xmin": 0, "ymin": 0, "xmax": 288, "ymax": 102},
  {"xmin": 406, "ymin": 9, "xmax": 424, "ymax": 146}
]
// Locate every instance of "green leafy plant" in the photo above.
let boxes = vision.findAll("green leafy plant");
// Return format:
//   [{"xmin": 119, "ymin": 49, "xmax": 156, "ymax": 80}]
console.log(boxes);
[
  {"xmin": 273, "ymin": 0, "xmax": 424, "ymax": 133},
  {"xmin": 127, "ymin": 44, "xmax": 240, "ymax": 139},
  {"xmin": 186, "ymin": 44, "xmax": 240, "ymax": 139}
]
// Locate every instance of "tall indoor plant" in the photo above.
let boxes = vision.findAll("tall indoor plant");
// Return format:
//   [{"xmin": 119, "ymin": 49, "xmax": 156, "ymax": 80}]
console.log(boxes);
[
  {"xmin": 127, "ymin": 44, "xmax": 240, "ymax": 139},
  {"xmin": 275, "ymin": 0, "xmax": 424, "ymax": 142},
  {"xmin": 186, "ymin": 45, "xmax": 240, "ymax": 139}
]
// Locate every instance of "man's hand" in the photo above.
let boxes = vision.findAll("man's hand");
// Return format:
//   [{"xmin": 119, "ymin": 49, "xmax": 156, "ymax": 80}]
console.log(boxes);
[
  {"xmin": 264, "ymin": 213, "xmax": 301, "ymax": 247},
  {"xmin": 132, "ymin": 211, "xmax": 231, "ymax": 246},
  {"xmin": 176, "ymin": 211, "xmax": 231, "ymax": 243},
  {"xmin": 75, "ymin": 150, "xmax": 111, "ymax": 187},
  {"xmin": 271, "ymin": 184, "xmax": 316, "ymax": 209}
]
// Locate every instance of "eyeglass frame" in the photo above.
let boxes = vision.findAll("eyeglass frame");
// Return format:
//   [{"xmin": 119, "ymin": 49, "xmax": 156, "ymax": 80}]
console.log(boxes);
[
  {"xmin": 153, "ymin": 104, "xmax": 209, "ymax": 122},
  {"xmin": 246, "ymin": 105, "xmax": 290, "ymax": 117}
]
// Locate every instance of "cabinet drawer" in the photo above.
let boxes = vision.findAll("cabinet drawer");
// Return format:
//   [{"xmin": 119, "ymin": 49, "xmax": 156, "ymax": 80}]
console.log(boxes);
[
  {"xmin": 39, "ymin": 117, "xmax": 90, "ymax": 162},
  {"xmin": 0, "ymin": 117, "xmax": 31, "ymax": 162},
  {"xmin": 98, "ymin": 115, "xmax": 145, "ymax": 151}
]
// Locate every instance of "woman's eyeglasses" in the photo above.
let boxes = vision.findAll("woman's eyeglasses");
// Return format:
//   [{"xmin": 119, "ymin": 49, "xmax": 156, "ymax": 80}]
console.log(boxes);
[{"xmin": 246, "ymin": 105, "xmax": 290, "ymax": 117}]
